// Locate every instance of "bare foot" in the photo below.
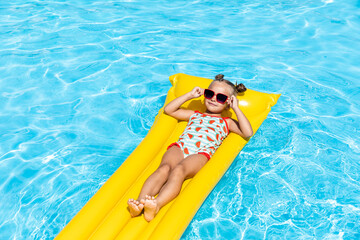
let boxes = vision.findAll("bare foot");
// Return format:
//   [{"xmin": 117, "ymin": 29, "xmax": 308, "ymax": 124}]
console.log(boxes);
[
  {"xmin": 144, "ymin": 195, "xmax": 159, "ymax": 222},
  {"xmin": 127, "ymin": 198, "xmax": 144, "ymax": 217}
]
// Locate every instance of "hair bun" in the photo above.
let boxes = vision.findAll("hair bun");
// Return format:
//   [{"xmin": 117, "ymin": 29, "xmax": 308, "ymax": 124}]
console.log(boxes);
[
  {"xmin": 215, "ymin": 74, "xmax": 224, "ymax": 81},
  {"xmin": 235, "ymin": 82, "xmax": 247, "ymax": 93}
]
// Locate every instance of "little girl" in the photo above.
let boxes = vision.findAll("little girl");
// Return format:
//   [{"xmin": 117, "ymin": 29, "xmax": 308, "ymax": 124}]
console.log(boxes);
[{"xmin": 128, "ymin": 74, "xmax": 253, "ymax": 221}]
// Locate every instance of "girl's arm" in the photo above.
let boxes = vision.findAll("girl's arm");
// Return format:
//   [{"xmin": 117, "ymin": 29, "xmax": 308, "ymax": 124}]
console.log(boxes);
[
  {"xmin": 164, "ymin": 87, "xmax": 204, "ymax": 121},
  {"xmin": 226, "ymin": 95, "xmax": 253, "ymax": 138}
]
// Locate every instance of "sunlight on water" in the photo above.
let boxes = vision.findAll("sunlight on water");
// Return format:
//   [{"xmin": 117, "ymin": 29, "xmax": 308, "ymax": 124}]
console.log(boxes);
[{"xmin": 0, "ymin": 0, "xmax": 359, "ymax": 239}]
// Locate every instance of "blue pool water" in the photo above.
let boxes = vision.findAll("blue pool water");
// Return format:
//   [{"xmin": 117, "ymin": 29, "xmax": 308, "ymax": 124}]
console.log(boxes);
[{"xmin": 1, "ymin": 0, "xmax": 360, "ymax": 239}]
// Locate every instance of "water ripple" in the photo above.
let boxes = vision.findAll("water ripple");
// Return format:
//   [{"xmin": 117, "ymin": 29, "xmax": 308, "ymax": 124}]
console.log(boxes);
[{"xmin": 1, "ymin": 0, "xmax": 360, "ymax": 239}]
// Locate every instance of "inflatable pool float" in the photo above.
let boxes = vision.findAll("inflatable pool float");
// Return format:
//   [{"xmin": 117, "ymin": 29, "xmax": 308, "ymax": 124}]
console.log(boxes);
[{"xmin": 55, "ymin": 73, "xmax": 280, "ymax": 240}]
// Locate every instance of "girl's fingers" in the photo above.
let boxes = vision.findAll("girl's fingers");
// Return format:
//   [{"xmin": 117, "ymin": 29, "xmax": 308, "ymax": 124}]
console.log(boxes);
[
  {"xmin": 197, "ymin": 87, "xmax": 204, "ymax": 97},
  {"xmin": 192, "ymin": 87, "xmax": 203, "ymax": 97},
  {"xmin": 229, "ymin": 96, "xmax": 237, "ymax": 108},
  {"xmin": 231, "ymin": 96, "xmax": 239, "ymax": 108}
]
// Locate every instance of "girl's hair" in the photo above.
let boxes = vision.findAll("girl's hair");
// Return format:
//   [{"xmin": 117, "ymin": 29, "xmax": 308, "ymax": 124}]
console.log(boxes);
[{"xmin": 213, "ymin": 74, "xmax": 246, "ymax": 95}]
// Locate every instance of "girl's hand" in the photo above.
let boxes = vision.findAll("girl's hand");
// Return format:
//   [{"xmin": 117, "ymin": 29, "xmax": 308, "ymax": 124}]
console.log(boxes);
[
  {"xmin": 189, "ymin": 87, "xmax": 204, "ymax": 98},
  {"xmin": 228, "ymin": 95, "xmax": 239, "ymax": 110}
]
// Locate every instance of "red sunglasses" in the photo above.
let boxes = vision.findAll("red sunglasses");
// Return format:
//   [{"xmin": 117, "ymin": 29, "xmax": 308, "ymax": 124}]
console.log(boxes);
[{"xmin": 204, "ymin": 89, "xmax": 228, "ymax": 104}]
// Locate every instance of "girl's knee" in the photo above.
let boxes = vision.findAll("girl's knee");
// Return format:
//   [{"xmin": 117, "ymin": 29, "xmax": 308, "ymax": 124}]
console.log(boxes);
[
  {"xmin": 157, "ymin": 164, "xmax": 171, "ymax": 177},
  {"xmin": 169, "ymin": 165, "xmax": 186, "ymax": 179}
]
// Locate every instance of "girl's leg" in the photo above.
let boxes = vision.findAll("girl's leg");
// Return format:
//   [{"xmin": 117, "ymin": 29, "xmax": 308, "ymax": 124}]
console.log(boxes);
[
  {"xmin": 128, "ymin": 146, "xmax": 183, "ymax": 217},
  {"xmin": 143, "ymin": 154, "xmax": 208, "ymax": 222},
  {"xmin": 137, "ymin": 146, "xmax": 184, "ymax": 200}
]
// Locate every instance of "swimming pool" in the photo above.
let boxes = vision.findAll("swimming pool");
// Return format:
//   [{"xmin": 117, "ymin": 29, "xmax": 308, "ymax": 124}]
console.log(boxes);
[{"xmin": 0, "ymin": 0, "xmax": 359, "ymax": 239}]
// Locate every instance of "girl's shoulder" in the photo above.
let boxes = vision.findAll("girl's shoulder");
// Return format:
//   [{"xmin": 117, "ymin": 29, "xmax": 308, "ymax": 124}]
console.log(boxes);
[
  {"xmin": 188, "ymin": 110, "xmax": 202, "ymax": 120},
  {"xmin": 225, "ymin": 117, "xmax": 237, "ymax": 125},
  {"xmin": 225, "ymin": 117, "xmax": 242, "ymax": 134}
]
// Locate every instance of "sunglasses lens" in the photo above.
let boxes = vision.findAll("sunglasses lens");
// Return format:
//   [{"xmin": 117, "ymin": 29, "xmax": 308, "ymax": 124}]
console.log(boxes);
[
  {"xmin": 204, "ymin": 89, "xmax": 214, "ymax": 99},
  {"xmin": 216, "ymin": 94, "xmax": 228, "ymax": 104}
]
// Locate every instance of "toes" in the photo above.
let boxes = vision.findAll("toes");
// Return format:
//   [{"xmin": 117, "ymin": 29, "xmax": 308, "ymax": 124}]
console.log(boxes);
[
  {"xmin": 128, "ymin": 198, "xmax": 144, "ymax": 206},
  {"xmin": 128, "ymin": 198, "xmax": 145, "ymax": 217},
  {"xmin": 145, "ymin": 195, "xmax": 155, "ymax": 201}
]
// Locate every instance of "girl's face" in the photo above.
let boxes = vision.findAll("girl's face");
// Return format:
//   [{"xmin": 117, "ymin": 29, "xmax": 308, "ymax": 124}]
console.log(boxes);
[{"xmin": 204, "ymin": 81, "xmax": 233, "ymax": 114}]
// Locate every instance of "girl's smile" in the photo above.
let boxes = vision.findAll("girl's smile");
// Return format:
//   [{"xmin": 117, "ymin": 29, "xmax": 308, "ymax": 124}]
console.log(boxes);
[{"xmin": 208, "ymin": 101, "xmax": 217, "ymax": 106}]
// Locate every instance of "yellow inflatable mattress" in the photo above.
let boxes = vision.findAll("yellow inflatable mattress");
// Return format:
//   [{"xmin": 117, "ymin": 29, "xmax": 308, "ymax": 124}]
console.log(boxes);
[{"xmin": 55, "ymin": 73, "xmax": 280, "ymax": 240}]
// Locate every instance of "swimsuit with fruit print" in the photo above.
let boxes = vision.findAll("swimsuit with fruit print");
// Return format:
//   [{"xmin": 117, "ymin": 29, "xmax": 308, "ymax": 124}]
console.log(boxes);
[{"xmin": 177, "ymin": 111, "xmax": 229, "ymax": 158}]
